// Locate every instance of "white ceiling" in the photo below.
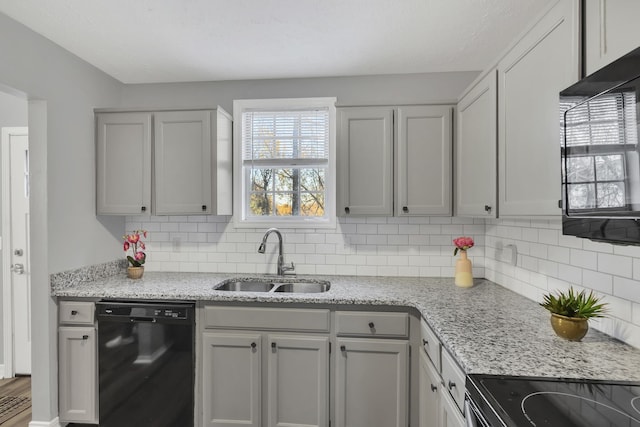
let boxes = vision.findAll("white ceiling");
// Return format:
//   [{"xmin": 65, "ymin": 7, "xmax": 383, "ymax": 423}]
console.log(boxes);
[{"xmin": 0, "ymin": 0, "xmax": 556, "ymax": 84}]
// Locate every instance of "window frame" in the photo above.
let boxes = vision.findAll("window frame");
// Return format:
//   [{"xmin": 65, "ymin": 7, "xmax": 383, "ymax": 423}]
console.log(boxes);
[{"xmin": 233, "ymin": 97, "xmax": 337, "ymax": 229}]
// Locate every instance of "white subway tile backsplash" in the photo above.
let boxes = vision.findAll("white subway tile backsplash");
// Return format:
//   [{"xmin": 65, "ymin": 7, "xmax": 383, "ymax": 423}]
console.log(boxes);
[
  {"xmin": 569, "ymin": 249, "xmax": 598, "ymax": 270},
  {"xmin": 129, "ymin": 214, "xmax": 640, "ymax": 348},
  {"xmin": 598, "ymin": 253, "xmax": 633, "ymax": 278},
  {"xmin": 582, "ymin": 270, "xmax": 613, "ymax": 294}
]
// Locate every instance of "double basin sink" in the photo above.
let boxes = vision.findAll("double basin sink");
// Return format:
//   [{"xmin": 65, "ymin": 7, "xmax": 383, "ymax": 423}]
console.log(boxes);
[{"xmin": 215, "ymin": 277, "xmax": 331, "ymax": 294}]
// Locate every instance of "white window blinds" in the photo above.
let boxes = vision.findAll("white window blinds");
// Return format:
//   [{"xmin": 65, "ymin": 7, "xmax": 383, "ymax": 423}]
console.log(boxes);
[{"xmin": 242, "ymin": 108, "xmax": 330, "ymax": 165}]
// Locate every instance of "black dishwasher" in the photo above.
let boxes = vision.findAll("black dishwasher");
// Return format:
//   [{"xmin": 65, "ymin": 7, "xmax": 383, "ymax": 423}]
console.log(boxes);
[{"xmin": 93, "ymin": 301, "xmax": 195, "ymax": 427}]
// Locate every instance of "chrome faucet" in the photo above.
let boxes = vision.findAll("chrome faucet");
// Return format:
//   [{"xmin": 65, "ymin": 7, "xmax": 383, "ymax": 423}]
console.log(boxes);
[{"xmin": 258, "ymin": 228, "xmax": 295, "ymax": 276}]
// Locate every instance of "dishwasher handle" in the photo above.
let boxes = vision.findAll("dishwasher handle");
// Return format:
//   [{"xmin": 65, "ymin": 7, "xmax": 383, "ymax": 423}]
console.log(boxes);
[{"xmin": 130, "ymin": 317, "xmax": 157, "ymax": 323}]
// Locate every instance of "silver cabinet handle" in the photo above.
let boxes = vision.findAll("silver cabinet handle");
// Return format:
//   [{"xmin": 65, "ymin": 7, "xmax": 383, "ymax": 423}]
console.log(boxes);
[
  {"xmin": 430, "ymin": 384, "xmax": 437, "ymax": 392},
  {"xmin": 448, "ymin": 380, "xmax": 456, "ymax": 390},
  {"xmin": 11, "ymin": 263, "xmax": 24, "ymax": 274}
]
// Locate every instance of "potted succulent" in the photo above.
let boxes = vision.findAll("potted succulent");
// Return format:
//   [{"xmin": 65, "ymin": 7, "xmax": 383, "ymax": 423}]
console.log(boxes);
[
  {"xmin": 123, "ymin": 230, "xmax": 147, "ymax": 279},
  {"xmin": 540, "ymin": 287, "xmax": 607, "ymax": 341}
]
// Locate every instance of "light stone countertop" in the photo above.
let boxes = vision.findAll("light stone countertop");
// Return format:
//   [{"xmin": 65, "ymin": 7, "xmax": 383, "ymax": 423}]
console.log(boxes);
[{"xmin": 51, "ymin": 270, "xmax": 640, "ymax": 382}]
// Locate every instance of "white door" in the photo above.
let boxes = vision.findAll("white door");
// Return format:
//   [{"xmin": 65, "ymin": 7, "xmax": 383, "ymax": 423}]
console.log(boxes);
[{"xmin": 2, "ymin": 127, "xmax": 31, "ymax": 375}]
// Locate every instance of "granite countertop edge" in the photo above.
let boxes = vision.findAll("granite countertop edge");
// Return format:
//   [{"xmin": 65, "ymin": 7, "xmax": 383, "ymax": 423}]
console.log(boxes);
[{"xmin": 51, "ymin": 270, "xmax": 640, "ymax": 382}]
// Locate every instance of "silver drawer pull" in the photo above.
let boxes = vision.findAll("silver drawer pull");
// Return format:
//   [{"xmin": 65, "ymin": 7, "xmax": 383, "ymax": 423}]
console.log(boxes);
[
  {"xmin": 422, "ymin": 339, "xmax": 428, "ymax": 346},
  {"xmin": 82, "ymin": 335, "xmax": 89, "ymax": 340},
  {"xmin": 430, "ymin": 384, "xmax": 437, "ymax": 392},
  {"xmin": 448, "ymin": 380, "xmax": 456, "ymax": 390}
]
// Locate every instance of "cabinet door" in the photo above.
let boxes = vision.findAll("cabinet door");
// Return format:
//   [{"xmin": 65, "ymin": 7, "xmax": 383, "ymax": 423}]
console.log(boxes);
[
  {"xmin": 419, "ymin": 350, "xmax": 441, "ymax": 427},
  {"xmin": 440, "ymin": 390, "xmax": 465, "ymax": 427},
  {"xmin": 585, "ymin": 0, "xmax": 640, "ymax": 75},
  {"xmin": 267, "ymin": 335, "xmax": 329, "ymax": 427},
  {"xmin": 456, "ymin": 72, "xmax": 497, "ymax": 217},
  {"xmin": 58, "ymin": 327, "xmax": 97, "ymax": 424},
  {"xmin": 96, "ymin": 112, "xmax": 151, "ymax": 215},
  {"xmin": 335, "ymin": 338, "xmax": 409, "ymax": 427},
  {"xmin": 202, "ymin": 333, "xmax": 262, "ymax": 427},
  {"xmin": 396, "ymin": 106, "xmax": 452, "ymax": 216},
  {"xmin": 337, "ymin": 107, "xmax": 394, "ymax": 216},
  {"xmin": 497, "ymin": 0, "xmax": 579, "ymax": 216},
  {"xmin": 155, "ymin": 110, "xmax": 212, "ymax": 215}
]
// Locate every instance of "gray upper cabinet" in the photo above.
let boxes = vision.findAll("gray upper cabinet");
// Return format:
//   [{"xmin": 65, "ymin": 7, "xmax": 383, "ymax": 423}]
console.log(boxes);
[
  {"xmin": 96, "ymin": 108, "xmax": 232, "ymax": 216},
  {"xmin": 96, "ymin": 112, "xmax": 152, "ymax": 215},
  {"xmin": 456, "ymin": 71, "xmax": 498, "ymax": 218},
  {"xmin": 395, "ymin": 106, "xmax": 452, "ymax": 216},
  {"xmin": 337, "ymin": 107, "xmax": 394, "ymax": 216},
  {"xmin": 337, "ymin": 105, "xmax": 453, "ymax": 217},
  {"xmin": 585, "ymin": 0, "xmax": 640, "ymax": 75},
  {"xmin": 497, "ymin": 0, "xmax": 580, "ymax": 216},
  {"xmin": 154, "ymin": 110, "xmax": 213, "ymax": 215}
]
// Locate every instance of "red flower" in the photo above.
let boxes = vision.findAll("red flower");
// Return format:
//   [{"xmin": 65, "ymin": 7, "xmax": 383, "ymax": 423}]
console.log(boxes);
[
  {"xmin": 127, "ymin": 234, "xmax": 140, "ymax": 244},
  {"xmin": 123, "ymin": 241, "xmax": 130, "ymax": 252}
]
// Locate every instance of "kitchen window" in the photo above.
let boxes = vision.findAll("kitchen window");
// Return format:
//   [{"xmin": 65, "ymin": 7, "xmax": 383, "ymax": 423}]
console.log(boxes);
[{"xmin": 233, "ymin": 98, "xmax": 337, "ymax": 228}]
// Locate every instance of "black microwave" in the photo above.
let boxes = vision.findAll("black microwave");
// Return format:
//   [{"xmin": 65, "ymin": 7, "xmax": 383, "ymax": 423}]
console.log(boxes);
[{"xmin": 560, "ymin": 46, "xmax": 640, "ymax": 245}]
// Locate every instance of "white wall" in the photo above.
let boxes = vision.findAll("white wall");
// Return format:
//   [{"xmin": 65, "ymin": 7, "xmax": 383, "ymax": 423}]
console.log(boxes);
[
  {"xmin": 119, "ymin": 71, "xmax": 478, "ymax": 112},
  {"xmin": 485, "ymin": 217, "xmax": 640, "ymax": 348},
  {"xmin": 0, "ymin": 12, "xmax": 125, "ymax": 423}
]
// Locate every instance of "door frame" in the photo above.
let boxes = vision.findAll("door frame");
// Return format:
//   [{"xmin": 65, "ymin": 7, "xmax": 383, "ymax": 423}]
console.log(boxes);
[{"xmin": 1, "ymin": 126, "xmax": 29, "ymax": 378}]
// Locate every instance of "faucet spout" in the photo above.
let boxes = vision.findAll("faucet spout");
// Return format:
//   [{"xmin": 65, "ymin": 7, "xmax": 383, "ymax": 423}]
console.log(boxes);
[{"xmin": 258, "ymin": 228, "xmax": 294, "ymax": 276}]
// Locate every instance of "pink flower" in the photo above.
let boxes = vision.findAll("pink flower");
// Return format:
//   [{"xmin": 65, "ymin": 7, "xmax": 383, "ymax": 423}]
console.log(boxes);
[
  {"xmin": 123, "ymin": 230, "xmax": 148, "ymax": 267},
  {"xmin": 453, "ymin": 236, "xmax": 474, "ymax": 255}
]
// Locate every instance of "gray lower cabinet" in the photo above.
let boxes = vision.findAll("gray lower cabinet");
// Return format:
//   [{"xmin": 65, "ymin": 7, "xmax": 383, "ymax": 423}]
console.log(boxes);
[
  {"xmin": 419, "ymin": 349, "xmax": 441, "ymax": 427},
  {"xmin": 58, "ymin": 326, "xmax": 98, "ymax": 424},
  {"xmin": 200, "ymin": 305, "xmax": 330, "ymax": 427},
  {"xmin": 201, "ymin": 332, "xmax": 329, "ymax": 427},
  {"xmin": 58, "ymin": 301, "xmax": 98, "ymax": 424},
  {"xmin": 335, "ymin": 338, "xmax": 409, "ymax": 427},
  {"xmin": 201, "ymin": 332, "xmax": 262, "ymax": 427}
]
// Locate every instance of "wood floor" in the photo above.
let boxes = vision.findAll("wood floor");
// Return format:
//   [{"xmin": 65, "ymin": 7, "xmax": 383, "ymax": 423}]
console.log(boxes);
[{"xmin": 0, "ymin": 376, "xmax": 31, "ymax": 426}]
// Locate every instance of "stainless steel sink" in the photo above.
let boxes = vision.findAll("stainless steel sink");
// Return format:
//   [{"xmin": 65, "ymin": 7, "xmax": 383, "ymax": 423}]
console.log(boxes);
[
  {"xmin": 215, "ymin": 278, "xmax": 330, "ymax": 293},
  {"xmin": 273, "ymin": 282, "xmax": 331, "ymax": 293},
  {"xmin": 216, "ymin": 280, "xmax": 276, "ymax": 292}
]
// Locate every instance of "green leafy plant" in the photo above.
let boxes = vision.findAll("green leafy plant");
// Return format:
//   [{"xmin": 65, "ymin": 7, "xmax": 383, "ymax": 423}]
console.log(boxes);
[{"xmin": 540, "ymin": 287, "xmax": 607, "ymax": 319}]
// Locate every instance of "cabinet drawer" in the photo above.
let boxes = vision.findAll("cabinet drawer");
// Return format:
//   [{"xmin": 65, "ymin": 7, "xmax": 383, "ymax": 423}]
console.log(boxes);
[
  {"xmin": 335, "ymin": 311, "xmax": 408, "ymax": 338},
  {"xmin": 420, "ymin": 318, "xmax": 441, "ymax": 371},
  {"xmin": 204, "ymin": 306, "xmax": 330, "ymax": 332},
  {"xmin": 441, "ymin": 348, "xmax": 466, "ymax": 414},
  {"xmin": 59, "ymin": 301, "xmax": 95, "ymax": 325}
]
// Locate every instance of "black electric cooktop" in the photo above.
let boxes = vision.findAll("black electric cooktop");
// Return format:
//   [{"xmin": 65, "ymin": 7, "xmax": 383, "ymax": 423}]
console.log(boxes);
[{"xmin": 467, "ymin": 374, "xmax": 640, "ymax": 427}]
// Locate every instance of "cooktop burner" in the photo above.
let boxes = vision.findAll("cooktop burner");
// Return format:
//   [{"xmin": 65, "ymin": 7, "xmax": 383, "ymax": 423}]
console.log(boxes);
[{"xmin": 466, "ymin": 374, "xmax": 640, "ymax": 427}]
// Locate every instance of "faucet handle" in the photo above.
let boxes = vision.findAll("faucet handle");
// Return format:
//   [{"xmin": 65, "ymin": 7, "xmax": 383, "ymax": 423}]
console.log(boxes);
[{"xmin": 282, "ymin": 262, "xmax": 295, "ymax": 274}]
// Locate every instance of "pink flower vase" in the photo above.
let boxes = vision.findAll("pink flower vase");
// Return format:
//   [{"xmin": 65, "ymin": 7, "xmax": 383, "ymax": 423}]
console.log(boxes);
[{"xmin": 454, "ymin": 250, "xmax": 473, "ymax": 288}]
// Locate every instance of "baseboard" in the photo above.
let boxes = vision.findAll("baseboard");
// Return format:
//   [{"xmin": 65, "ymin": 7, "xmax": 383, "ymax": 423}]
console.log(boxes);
[{"xmin": 29, "ymin": 417, "xmax": 61, "ymax": 427}]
